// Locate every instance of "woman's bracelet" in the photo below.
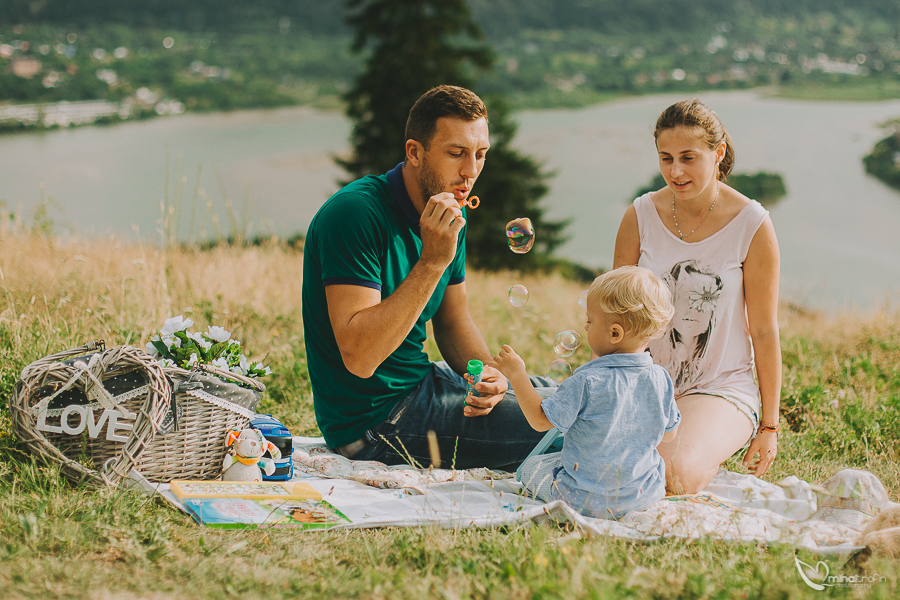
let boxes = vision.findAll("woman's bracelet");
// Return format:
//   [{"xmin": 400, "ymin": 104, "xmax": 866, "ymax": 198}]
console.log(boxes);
[{"xmin": 758, "ymin": 421, "xmax": 779, "ymax": 434}]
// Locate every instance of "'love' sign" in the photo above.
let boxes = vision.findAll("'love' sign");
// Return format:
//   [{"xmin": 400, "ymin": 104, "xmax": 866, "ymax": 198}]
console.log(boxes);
[{"xmin": 36, "ymin": 403, "xmax": 135, "ymax": 443}]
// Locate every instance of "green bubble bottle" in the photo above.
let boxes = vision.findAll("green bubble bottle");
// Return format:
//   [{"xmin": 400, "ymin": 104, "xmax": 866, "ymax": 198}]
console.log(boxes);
[{"xmin": 464, "ymin": 359, "xmax": 483, "ymax": 405}]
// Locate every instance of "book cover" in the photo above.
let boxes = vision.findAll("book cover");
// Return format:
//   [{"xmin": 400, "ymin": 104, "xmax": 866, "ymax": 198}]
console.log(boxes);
[
  {"xmin": 169, "ymin": 480, "xmax": 322, "ymax": 501},
  {"xmin": 182, "ymin": 496, "xmax": 351, "ymax": 530}
]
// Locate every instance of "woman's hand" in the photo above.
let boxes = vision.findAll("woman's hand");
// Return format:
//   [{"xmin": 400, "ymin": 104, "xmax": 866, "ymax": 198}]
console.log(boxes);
[{"xmin": 742, "ymin": 430, "xmax": 777, "ymax": 477}]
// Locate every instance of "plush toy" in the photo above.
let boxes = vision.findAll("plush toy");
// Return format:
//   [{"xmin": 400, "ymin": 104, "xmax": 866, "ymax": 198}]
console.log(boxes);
[{"xmin": 221, "ymin": 428, "xmax": 281, "ymax": 482}]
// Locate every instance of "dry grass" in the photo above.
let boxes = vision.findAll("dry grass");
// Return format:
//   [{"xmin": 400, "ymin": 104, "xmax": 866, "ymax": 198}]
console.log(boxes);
[
  {"xmin": 464, "ymin": 270, "xmax": 592, "ymax": 370},
  {"xmin": 0, "ymin": 230, "xmax": 302, "ymax": 356}
]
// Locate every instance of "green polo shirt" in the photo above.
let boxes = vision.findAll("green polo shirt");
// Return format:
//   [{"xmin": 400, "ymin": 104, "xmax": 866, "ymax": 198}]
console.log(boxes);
[{"xmin": 302, "ymin": 163, "xmax": 467, "ymax": 448}]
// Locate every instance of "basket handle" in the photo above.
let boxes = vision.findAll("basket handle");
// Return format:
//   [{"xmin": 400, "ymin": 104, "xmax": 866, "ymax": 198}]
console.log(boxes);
[
  {"xmin": 19, "ymin": 340, "xmax": 106, "ymax": 380},
  {"xmin": 163, "ymin": 363, "xmax": 266, "ymax": 392}
]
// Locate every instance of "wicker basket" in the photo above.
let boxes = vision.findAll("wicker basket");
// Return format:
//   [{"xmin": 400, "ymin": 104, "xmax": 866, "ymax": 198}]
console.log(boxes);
[
  {"xmin": 137, "ymin": 364, "xmax": 264, "ymax": 482},
  {"xmin": 9, "ymin": 342, "xmax": 170, "ymax": 488},
  {"xmin": 9, "ymin": 342, "xmax": 265, "ymax": 486}
]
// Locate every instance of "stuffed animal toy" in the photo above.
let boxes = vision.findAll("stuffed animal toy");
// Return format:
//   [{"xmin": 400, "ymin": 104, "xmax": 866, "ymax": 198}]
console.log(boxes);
[{"xmin": 221, "ymin": 428, "xmax": 282, "ymax": 482}]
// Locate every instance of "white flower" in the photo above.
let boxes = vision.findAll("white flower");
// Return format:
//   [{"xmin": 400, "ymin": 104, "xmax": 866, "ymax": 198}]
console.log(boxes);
[
  {"xmin": 211, "ymin": 357, "xmax": 229, "ymax": 370},
  {"xmin": 161, "ymin": 336, "xmax": 174, "ymax": 350},
  {"xmin": 171, "ymin": 336, "xmax": 182, "ymax": 349},
  {"xmin": 228, "ymin": 339, "xmax": 241, "ymax": 347},
  {"xmin": 187, "ymin": 353, "xmax": 199, "ymax": 367},
  {"xmin": 207, "ymin": 325, "xmax": 231, "ymax": 343},
  {"xmin": 160, "ymin": 315, "xmax": 194, "ymax": 336},
  {"xmin": 249, "ymin": 361, "xmax": 271, "ymax": 375},
  {"xmin": 158, "ymin": 358, "xmax": 176, "ymax": 368},
  {"xmin": 230, "ymin": 364, "xmax": 244, "ymax": 376},
  {"xmin": 145, "ymin": 342, "xmax": 159, "ymax": 357},
  {"xmin": 188, "ymin": 331, "xmax": 212, "ymax": 351},
  {"xmin": 239, "ymin": 354, "xmax": 250, "ymax": 373}
]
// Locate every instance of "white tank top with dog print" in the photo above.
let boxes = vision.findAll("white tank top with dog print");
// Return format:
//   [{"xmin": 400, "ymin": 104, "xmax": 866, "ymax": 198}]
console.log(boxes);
[{"xmin": 634, "ymin": 193, "xmax": 768, "ymax": 412}]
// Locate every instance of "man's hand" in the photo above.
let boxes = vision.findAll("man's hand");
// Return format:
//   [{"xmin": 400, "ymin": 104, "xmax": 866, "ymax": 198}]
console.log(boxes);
[
  {"xmin": 419, "ymin": 192, "xmax": 465, "ymax": 270},
  {"xmin": 463, "ymin": 365, "xmax": 508, "ymax": 417}
]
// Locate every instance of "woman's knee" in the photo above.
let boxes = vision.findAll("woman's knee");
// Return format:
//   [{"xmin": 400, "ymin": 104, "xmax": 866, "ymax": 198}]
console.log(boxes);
[{"xmin": 663, "ymin": 451, "xmax": 719, "ymax": 494}]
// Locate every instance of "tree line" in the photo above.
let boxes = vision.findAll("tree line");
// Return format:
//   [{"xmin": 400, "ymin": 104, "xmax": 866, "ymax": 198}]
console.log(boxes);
[{"xmin": 4, "ymin": 1, "xmax": 899, "ymax": 36}]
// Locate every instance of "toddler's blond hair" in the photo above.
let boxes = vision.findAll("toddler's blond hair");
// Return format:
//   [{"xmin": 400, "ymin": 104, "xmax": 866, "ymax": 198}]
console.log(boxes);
[{"xmin": 588, "ymin": 266, "xmax": 674, "ymax": 340}]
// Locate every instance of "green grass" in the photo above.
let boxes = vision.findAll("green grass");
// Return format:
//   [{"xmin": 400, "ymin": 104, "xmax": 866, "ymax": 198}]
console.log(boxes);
[
  {"xmin": 2, "ymin": 231, "xmax": 900, "ymax": 598},
  {"xmin": 772, "ymin": 78, "xmax": 900, "ymax": 102}
]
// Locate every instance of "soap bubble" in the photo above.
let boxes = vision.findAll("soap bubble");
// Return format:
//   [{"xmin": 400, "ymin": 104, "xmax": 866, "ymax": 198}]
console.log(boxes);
[
  {"xmin": 506, "ymin": 217, "xmax": 535, "ymax": 254},
  {"xmin": 578, "ymin": 290, "xmax": 588, "ymax": 309},
  {"xmin": 508, "ymin": 284, "xmax": 529, "ymax": 307},
  {"xmin": 547, "ymin": 359, "xmax": 572, "ymax": 383},
  {"xmin": 553, "ymin": 330, "xmax": 581, "ymax": 357}
]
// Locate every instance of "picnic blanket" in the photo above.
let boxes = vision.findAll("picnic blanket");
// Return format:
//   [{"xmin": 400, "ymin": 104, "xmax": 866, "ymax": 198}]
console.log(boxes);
[{"xmin": 151, "ymin": 436, "xmax": 895, "ymax": 555}]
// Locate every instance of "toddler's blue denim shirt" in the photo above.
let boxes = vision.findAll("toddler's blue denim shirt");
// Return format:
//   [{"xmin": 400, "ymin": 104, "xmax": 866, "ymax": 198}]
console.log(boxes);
[{"xmin": 542, "ymin": 352, "xmax": 680, "ymax": 519}]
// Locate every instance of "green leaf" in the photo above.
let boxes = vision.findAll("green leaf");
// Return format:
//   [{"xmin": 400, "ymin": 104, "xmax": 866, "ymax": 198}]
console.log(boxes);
[
  {"xmin": 151, "ymin": 340, "xmax": 172, "ymax": 359},
  {"xmin": 209, "ymin": 341, "xmax": 228, "ymax": 359}
]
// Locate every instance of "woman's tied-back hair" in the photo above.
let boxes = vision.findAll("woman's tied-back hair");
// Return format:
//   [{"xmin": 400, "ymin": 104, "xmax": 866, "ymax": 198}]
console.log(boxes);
[
  {"xmin": 589, "ymin": 266, "xmax": 674, "ymax": 340},
  {"xmin": 654, "ymin": 98, "xmax": 735, "ymax": 181},
  {"xmin": 405, "ymin": 85, "xmax": 488, "ymax": 150}
]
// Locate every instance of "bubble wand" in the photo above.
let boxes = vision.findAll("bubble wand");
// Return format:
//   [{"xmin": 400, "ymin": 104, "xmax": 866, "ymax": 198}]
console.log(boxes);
[{"xmin": 459, "ymin": 196, "xmax": 479, "ymax": 209}]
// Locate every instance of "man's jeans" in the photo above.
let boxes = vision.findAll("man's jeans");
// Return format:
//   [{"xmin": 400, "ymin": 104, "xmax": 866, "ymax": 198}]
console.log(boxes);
[{"xmin": 347, "ymin": 361, "xmax": 557, "ymax": 470}]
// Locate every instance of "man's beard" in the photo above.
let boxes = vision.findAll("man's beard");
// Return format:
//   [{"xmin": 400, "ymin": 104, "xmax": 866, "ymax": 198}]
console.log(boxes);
[{"xmin": 419, "ymin": 155, "xmax": 446, "ymax": 202}]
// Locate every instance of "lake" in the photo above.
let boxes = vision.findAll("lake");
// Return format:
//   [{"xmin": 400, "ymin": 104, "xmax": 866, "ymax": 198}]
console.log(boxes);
[{"xmin": 2, "ymin": 90, "xmax": 900, "ymax": 310}]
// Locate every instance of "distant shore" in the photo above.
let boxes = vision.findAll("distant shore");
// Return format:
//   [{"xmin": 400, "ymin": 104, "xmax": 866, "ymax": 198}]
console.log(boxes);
[{"xmin": 5, "ymin": 79, "xmax": 900, "ymax": 137}]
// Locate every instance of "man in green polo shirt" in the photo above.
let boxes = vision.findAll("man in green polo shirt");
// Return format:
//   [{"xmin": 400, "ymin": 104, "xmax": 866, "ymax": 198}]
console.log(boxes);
[{"xmin": 302, "ymin": 85, "xmax": 553, "ymax": 469}]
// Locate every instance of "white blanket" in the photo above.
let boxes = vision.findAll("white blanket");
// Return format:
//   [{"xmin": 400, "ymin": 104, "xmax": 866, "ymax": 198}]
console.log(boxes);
[{"xmin": 152, "ymin": 437, "xmax": 889, "ymax": 555}]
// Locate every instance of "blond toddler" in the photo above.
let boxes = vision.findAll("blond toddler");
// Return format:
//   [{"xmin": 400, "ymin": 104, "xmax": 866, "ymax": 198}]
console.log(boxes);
[{"xmin": 494, "ymin": 266, "xmax": 680, "ymax": 518}]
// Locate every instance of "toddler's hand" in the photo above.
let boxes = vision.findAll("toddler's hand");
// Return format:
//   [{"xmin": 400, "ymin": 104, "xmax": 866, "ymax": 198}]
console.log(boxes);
[{"xmin": 493, "ymin": 344, "xmax": 526, "ymax": 378}]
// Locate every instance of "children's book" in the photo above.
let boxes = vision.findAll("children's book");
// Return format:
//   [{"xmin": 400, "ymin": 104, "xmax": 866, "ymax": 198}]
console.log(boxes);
[
  {"xmin": 169, "ymin": 480, "xmax": 352, "ymax": 530},
  {"xmin": 170, "ymin": 480, "xmax": 322, "ymax": 501},
  {"xmin": 181, "ymin": 496, "xmax": 352, "ymax": 530}
]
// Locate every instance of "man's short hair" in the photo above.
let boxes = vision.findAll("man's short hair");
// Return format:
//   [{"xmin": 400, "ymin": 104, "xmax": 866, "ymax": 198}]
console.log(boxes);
[
  {"xmin": 588, "ymin": 266, "xmax": 674, "ymax": 340},
  {"xmin": 405, "ymin": 85, "xmax": 488, "ymax": 149}
]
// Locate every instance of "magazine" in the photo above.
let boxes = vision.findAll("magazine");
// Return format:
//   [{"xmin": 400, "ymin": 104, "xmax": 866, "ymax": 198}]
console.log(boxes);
[
  {"xmin": 169, "ymin": 479, "xmax": 351, "ymax": 530},
  {"xmin": 182, "ymin": 496, "xmax": 351, "ymax": 530}
]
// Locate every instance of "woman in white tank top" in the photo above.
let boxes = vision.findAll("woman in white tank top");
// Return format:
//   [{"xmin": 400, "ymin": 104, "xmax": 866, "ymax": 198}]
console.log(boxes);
[{"xmin": 613, "ymin": 99, "xmax": 782, "ymax": 494}]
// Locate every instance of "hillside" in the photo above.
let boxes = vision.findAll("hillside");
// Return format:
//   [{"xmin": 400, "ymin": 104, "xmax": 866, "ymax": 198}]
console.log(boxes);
[
  {"xmin": 2, "ymin": 0, "xmax": 900, "ymax": 127},
  {"xmin": 5, "ymin": 1, "xmax": 900, "ymax": 36},
  {"xmin": 2, "ymin": 227, "xmax": 900, "ymax": 598}
]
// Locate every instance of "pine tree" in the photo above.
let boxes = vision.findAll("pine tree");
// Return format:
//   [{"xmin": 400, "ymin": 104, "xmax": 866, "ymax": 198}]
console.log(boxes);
[{"xmin": 339, "ymin": 0, "xmax": 569, "ymax": 271}]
